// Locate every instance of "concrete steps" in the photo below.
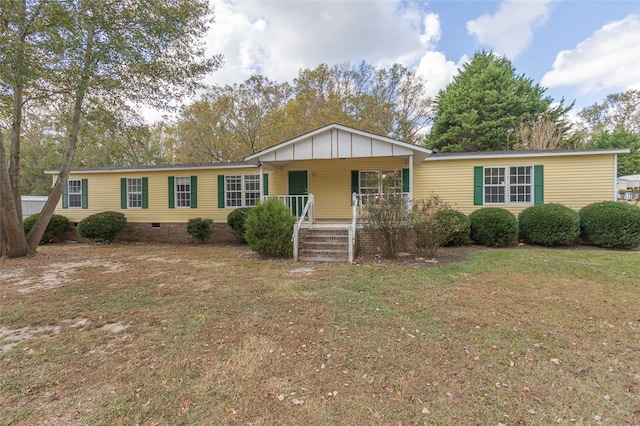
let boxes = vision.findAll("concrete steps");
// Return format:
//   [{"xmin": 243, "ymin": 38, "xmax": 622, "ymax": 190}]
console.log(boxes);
[{"xmin": 298, "ymin": 228, "xmax": 350, "ymax": 262}]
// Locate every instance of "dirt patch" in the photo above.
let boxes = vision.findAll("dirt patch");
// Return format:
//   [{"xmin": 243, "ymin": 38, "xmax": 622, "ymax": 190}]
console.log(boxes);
[
  {"xmin": 354, "ymin": 243, "xmax": 483, "ymax": 266},
  {"xmin": 7, "ymin": 259, "xmax": 123, "ymax": 293}
]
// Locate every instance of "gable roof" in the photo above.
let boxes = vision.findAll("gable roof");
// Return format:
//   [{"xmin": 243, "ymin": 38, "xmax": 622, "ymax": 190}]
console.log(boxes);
[{"xmin": 244, "ymin": 123, "xmax": 432, "ymax": 168}]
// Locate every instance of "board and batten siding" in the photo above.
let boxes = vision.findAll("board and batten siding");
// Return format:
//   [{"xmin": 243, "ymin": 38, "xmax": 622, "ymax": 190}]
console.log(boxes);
[
  {"xmin": 56, "ymin": 166, "xmax": 262, "ymax": 223},
  {"xmin": 278, "ymin": 157, "xmax": 409, "ymax": 219},
  {"xmin": 415, "ymin": 153, "xmax": 617, "ymax": 215}
]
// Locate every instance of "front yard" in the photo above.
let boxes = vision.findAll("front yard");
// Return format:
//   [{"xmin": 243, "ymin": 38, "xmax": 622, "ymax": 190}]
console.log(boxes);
[{"xmin": 1, "ymin": 243, "xmax": 639, "ymax": 425}]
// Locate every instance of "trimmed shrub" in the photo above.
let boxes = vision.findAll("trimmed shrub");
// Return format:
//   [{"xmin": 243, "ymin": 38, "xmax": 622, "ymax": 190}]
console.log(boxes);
[
  {"xmin": 77, "ymin": 211, "xmax": 127, "ymax": 243},
  {"xmin": 244, "ymin": 198, "xmax": 296, "ymax": 257},
  {"xmin": 440, "ymin": 209, "xmax": 471, "ymax": 246},
  {"xmin": 579, "ymin": 201, "xmax": 640, "ymax": 249},
  {"xmin": 469, "ymin": 207, "xmax": 518, "ymax": 247},
  {"xmin": 518, "ymin": 203, "xmax": 580, "ymax": 246},
  {"xmin": 227, "ymin": 207, "xmax": 253, "ymax": 243},
  {"xmin": 186, "ymin": 217, "xmax": 214, "ymax": 243},
  {"xmin": 23, "ymin": 213, "xmax": 70, "ymax": 244}
]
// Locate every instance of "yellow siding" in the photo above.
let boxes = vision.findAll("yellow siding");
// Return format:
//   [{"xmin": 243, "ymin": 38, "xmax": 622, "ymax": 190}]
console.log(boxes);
[
  {"xmin": 56, "ymin": 152, "xmax": 619, "ymax": 224},
  {"xmin": 56, "ymin": 166, "xmax": 262, "ymax": 223},
  {"xmin": 415, "ymin": 154, "xmax": 617, "ymax": 214},
  {"xmin": 279, "ymin": 157, "xmax": 409, "ymax": 219}
]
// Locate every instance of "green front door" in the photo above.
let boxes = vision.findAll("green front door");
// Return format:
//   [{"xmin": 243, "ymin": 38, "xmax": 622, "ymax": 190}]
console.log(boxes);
[{"xmin": 288, "ymin": 171, "xmax": 308, "ymax": 216}]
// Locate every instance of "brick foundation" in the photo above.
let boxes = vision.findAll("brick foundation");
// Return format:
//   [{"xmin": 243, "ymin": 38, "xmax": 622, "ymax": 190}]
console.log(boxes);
[
  {"xmin": 64, "ymin": 222, "xmax": 238, "ymax": 245},
  {"xmin": 356, "ymin": 228, "xmax": 416, "ymax": 255}
]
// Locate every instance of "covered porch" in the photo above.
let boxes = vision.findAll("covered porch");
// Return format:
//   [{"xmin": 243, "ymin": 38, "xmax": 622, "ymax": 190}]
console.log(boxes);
[{"xmin": 244, "ymin": 124, "xmax": 431, "ymax": 261}]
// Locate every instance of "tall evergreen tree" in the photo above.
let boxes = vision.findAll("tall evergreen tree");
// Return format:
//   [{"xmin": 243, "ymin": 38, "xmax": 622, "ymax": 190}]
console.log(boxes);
[{"xmin": 426, "ymin": 51, "xmax": 570, "ymax": 152}]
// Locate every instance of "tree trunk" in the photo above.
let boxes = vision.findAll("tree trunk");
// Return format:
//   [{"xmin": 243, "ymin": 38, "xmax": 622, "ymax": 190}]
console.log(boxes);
[
  {"xmin": 26, "ymin": 22, "xmax": 95, "ymax": 250},
  {"xmin": 0, "ymin": 127, "xmax": 30, "ymax": 258}
]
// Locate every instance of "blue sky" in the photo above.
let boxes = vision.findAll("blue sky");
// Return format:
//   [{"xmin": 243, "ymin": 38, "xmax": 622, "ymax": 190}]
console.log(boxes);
[{"xmin": 196, "ymin": 0, "xmax": 640, "ymax": 118}]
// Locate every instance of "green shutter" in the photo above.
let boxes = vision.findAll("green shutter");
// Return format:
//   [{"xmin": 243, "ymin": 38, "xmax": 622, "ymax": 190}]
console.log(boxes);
[
  {"xmin": 142, "ymin": 177, "xmax": 148, "ymax": 209},
  {"xmin": 473, "ymin": 166, "xmax": 484, "ymax": 206},
  {"xmin": 190, "ymin": 176, "xmax": 197, "ymax": 208},
  {"xmin": 121, "ymin": 178, "xmax": 127, "ymax": 209},
  {"xmin": 351, "ymin": 170, "xmax": 359, "ymax": 194},
  {"xmin": 534, "ymin": 165, "xmax": 544, "ymax": 205},
  {"xmin": 402, "ymin": 168, "xmax": 409, "ymax": 193},
  {"xmin": 62, "ymin": 180, "xmax": 68, "ymax": 209},
  {"xmin": 81, "ymin": 179, "xmax": 88, "ymax": 209},
  {"xmin": 218, "ymin": 175, "xmax": 225, "ymax": 208},
  {"xmin": 263, "ymin": 173, "xmax": 269, "ymax": 196},
  {"xmin": 168, "ymin": 176, "xmax": 175, "ymax": 208}
]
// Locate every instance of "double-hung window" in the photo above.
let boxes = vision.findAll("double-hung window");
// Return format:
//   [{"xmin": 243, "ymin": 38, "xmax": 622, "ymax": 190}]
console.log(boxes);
[
  {"xmin": 225, "ymin": 174, "xmax": 260, "ymax": 207},
  {"xmin": 175, "ymin": 176, "xmax": 191, "ymax": 208},
  {"xmin": 483, "ymin": 167, "xmax": 506, "ymax": 204},
  {"xmin": 509, "ymin": 166, "xmax": 532, "ymax": 203},
  {"xmin": 127, "ymin": 178, "xmax": 142, "ymax": 208},
  {"xmin": 480, "ymin": 166, "xmax": 535, "ymax": 205},
  {"xmin": 68, "ymin": 179, "xmax": 83, "ymax": 208}
]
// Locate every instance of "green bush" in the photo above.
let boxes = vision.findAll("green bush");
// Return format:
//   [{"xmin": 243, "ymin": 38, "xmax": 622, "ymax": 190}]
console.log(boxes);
[
  {"xmin": 469, "ymin": 207, "xmax": 518, "ymax": 247},
  {"xmin": 518, "ymin": 204, "xmax": 580, "ymax": 246},
  {"xmin": 227, "ymin": 207, "xmax": 253, "ymax": 243},
  {"xmin": 579, "ymin": 201, "xmax": 640, "ymax": 249},
  {"xmin": 440, "ymin": 209, "xmax": 471, "ymax": 246},
  {"xmin": 77, "ymin": 211, "xmax": 127, "ymax": 243},
  {"xmin": 23, "ymin": 213, "xmax": 70, "ymax": 244},
  {"xmin": 186, "ymin": 217, "xmax": 214, "ymax": 243},
  {"xmin": 244, "ymin": 198, "xmax": 296, "ymax": 257}
]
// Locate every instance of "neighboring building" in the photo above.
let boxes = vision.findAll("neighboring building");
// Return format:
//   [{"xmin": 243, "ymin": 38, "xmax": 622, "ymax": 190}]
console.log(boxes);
[
  {"xmin": 21, "ymin": 196, "xmax": 48, "ymax": 219},
  {"xmin": 46, "ymin": 124, "xmax": 628, "ymax": 261}
]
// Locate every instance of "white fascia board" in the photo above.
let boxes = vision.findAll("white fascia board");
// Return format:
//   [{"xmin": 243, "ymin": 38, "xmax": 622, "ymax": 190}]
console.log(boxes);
[{"xmin": 425, "ymin": 149, "xmax": 630, "ymax": 161}]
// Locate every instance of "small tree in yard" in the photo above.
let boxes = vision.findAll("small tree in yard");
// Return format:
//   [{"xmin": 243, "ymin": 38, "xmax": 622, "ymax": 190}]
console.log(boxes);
[
  {"xmin": 413, "ymin": 195, "xmax": 465, "ymax": 257},
  {"xmin": 244, "ymin": 198, "xmax": 295, "ymax": 257},
  {"xmin": 362, "ymin": 192, "xmax": 412, "ymax": 258}
]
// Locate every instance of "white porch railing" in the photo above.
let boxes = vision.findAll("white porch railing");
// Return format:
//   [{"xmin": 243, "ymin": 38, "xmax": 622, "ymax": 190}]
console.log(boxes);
[
  {"xmin": 271, "ymin": 195, "xmax": 314, "ymax": 221},
  {"xmin": 275, "ymin": 194, "xmax": 314, "ymax": 262},
  {"xmin": 352, "ymin": 192, "xmax": 412, "ymax": 220}
]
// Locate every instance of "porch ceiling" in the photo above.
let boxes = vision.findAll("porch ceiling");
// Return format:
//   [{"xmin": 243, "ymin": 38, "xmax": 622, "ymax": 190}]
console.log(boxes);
[{"xmin": 245, "ymin": 123, "xmax": 431, "ymax": 169}]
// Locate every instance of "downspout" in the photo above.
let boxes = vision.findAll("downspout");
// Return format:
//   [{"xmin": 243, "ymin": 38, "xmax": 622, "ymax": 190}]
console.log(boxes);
[{"xmin": 614, "ymin": 154, "xmax": 618, "ymax": 201}]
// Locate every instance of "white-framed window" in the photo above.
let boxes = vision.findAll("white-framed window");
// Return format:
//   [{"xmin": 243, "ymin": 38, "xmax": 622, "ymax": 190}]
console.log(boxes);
[
  {"xmin": 509, "ymin": 166, "xmax": 532, "ymax": 203},
  {"xmin": 359, "ymin": 170, "xmax": 402, "ymax": 195},
  {"xmin": 175, "ymin": 176, "xmax": 191, "ymax": 208},
  {"xmin": 484, "ymin": 167, "xmax": 506, "ymax": 204},
  {"xmin": 225, "ymin": 174, "xmax": 260, "ymax": 207},
  {"xmin": 68, "ymin": 179, "xmax": 83, "ymax": 208},
  {"xmin": 483, "ymin": 166, "xmax": 532, "ymax": 205},
  {"xmin": 127, "ymin": 178, "xmax": 142, "ymax": 208}
]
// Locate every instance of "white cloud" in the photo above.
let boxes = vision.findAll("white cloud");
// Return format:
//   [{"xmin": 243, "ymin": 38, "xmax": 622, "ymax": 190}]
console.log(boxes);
[
  {"xmin": 420, "ymin": 13, "xmax": 441, "ymax": 49},
  {"xmin": 466, "ymin": 0, "xmax": 552, "ymax": 59},
  {"xmin": 415, "ymin": 52, "xmax": 466, "ymax": 99},
  {"xmin": 206, "ymin": 0, "xmax": 430, "ymax": 86},
  {"xmin": 541, "ymin": 14, "xmax": 640, "ymax": 95}
]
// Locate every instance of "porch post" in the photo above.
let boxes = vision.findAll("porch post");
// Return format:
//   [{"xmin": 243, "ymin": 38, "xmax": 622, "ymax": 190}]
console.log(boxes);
[
  {"xmin": 408, "ymin": 154, "xmax": 414, "ymax": 209},
  {"xmin": 259, "ymin": 161, "xmax": 265, "ymax": 202}
]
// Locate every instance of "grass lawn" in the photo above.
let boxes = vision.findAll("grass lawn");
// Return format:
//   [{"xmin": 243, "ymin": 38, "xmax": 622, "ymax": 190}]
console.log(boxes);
[{"xmin": 1, "ymin": 243, "xmax": 639, "ymax": 425}]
